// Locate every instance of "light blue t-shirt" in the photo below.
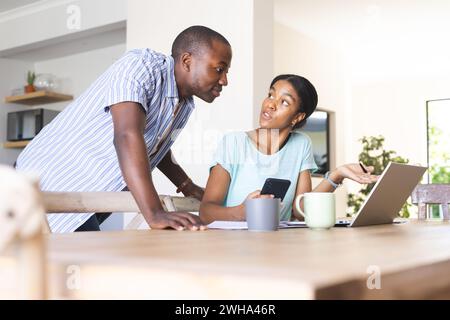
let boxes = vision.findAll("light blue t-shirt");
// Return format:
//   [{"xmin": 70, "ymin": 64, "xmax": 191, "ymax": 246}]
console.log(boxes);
[{"xmin": 210, "ymin": 131, "xmax": 318, "ymax": 221}]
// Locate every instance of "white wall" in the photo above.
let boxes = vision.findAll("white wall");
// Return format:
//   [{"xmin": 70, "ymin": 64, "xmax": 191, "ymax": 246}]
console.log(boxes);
[
  {"xmin": 273, "ymin": 22, "xmax": 349, "ymax": 216},
  {"xmin": 349, "ymin": 78, "xmax": 450, "ymax": 166},
  {"xmin": 0, "ymin": 58, "xmax": 33, "ymax": 165},
  {"xmin": 34, "ymin": 43, "xmax": 126, "ymax": 111},
  {"xmin": 127, "ymin": 0, "xmax": 274, "ymax": 198},
  {"xmin": 0, "ymin": 0, "xmax": 126, "ymax": 53},
  {"xmin": 253, "ymin": 0, "xmax": 274, "ymax": 127}
]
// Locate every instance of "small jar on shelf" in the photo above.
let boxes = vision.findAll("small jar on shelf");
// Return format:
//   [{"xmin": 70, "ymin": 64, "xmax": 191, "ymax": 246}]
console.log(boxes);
[{"xmin": 34, "ymin": 73, "xmax": 58, "ymax": 92}]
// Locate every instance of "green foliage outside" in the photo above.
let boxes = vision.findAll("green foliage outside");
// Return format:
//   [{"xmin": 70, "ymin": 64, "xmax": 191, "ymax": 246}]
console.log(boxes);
[
  {"xmin": 428, "ymin": 126, "xmax": 450, "ymax": 217},
  {"xmin": 347, "ymin": 136, "xmax": 410, "ymax": 217}
]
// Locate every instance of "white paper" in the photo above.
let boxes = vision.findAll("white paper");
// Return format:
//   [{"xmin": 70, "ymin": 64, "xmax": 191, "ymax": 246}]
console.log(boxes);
[
  {"xmin": 207, "ymin": 221, "xmax": 248, "ymax": 230},
  {"xmin": 280, "ymin": 221, "xmax": 307, "ymax": 228},
  {"xmin": 207, "ymin": 220, "xmax": 307, "ymax": 230}
]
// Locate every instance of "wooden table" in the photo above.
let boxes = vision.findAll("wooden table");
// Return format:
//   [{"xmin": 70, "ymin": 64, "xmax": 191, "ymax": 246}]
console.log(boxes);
[{"xmin": 2, "ymin": 220, "xmax": 450, "ymax": 299}]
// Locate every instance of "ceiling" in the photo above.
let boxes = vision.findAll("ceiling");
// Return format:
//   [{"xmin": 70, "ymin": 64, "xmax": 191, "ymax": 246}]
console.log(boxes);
[
  {"xmin": 274, "ymin": 0, "xmax": 450, "ymax": 79},
  {"xmin": 2, "ymin": 0, "xmax": 450, "ymax": 77},
  {"xmin": 0, "ymin": 0, "xmax": 42, "ymax": 13},
  {"xmin": 274, "ymin": 0, "xmax": 450, "ymax": 49}
]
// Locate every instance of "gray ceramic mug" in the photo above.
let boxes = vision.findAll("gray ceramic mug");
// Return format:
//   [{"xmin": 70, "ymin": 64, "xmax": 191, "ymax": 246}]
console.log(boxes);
[{"xmin": 245, "ymin": 198, "xmax": 280, "ymax": 232}]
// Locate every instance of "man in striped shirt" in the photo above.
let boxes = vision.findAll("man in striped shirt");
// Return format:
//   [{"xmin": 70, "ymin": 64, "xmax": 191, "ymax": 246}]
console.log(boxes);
[{"xmin": 16, "ymin": 25, "xmax": 232, "ymax": 233}]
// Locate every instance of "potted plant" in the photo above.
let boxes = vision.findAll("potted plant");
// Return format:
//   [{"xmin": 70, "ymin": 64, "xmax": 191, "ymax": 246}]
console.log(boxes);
[
  {"xmin": 25, "ymin": 71, "xmax": 36, "ymax": 93},
  {"xmin": 347, "ymin": 135, "xmax": 411, "ymax": 217}
]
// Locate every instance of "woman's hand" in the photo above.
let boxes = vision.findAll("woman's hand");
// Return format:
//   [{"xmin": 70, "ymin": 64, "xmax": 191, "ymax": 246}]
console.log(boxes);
[
  {"xmin": 244, "ymin": 190, "xmax": 275, "ymax": 202},
  {"xmin": 245, "ymin": 190, "xmax": 285, "ymax": 216},
  {"xmin": 228, "ymin": 190, "xmax": 276, "ymax": 222},
  {"xmin": 332, "ymin": 163, "xmax": 379, "ymax": 185}
]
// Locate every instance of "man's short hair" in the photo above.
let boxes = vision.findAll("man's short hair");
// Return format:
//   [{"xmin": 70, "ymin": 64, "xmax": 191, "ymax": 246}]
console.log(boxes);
[{"xmin": 171, "ymin": 25, "xmax": 230, "ymax": 61}]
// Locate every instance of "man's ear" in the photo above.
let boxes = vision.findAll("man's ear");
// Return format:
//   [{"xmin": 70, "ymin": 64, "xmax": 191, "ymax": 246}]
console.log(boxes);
[{"xmin": 180, "ymin": 52, "xmax": 192, "ymax": 72}]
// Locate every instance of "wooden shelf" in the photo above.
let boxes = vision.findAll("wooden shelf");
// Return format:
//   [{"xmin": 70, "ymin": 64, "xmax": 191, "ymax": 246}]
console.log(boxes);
[
  {"xmin": 3, "ymin": 140, "xmax": 30, "ymax": 149},
  {"xmin": 4, "ymin": 91, "xmax": 73, "ymax": 105}
]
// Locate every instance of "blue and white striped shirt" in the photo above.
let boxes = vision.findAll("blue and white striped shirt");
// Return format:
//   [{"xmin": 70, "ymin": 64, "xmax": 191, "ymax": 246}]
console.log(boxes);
[{"xmin": 16, "ymin": 49, "xmax": 195, "ymax": 233}]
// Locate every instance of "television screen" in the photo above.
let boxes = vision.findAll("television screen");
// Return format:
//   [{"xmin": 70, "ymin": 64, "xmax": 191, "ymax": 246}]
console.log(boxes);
[{"xmin": 301, "ymin": 110, "xmax": 329, "ymax": 175}]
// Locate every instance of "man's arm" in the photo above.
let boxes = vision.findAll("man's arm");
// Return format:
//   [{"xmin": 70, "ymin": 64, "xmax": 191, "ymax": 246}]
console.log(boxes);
[
  {"xmin": 110, "ymin": 102, "xmax": 205, "ymax": 230},
  {"xmin": 157, "ymin": 150, "xmax": 188, "ymax": 187},
  {"xmin": 157, "ymin": 150, "xmax": 204, "ymax": 200}
]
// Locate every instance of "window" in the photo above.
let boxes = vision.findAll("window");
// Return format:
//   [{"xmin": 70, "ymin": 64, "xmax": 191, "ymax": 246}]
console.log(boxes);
[{"xmin": 426, "ymin": 99, "xmax": 450, "ymax": 217}]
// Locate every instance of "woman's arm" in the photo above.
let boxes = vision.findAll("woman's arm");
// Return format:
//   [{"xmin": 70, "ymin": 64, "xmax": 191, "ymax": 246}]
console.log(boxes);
[
  {"xmin": 290, "ymin": 164, "xmax": 380, "ymax": 221},
  {"xmin": 199, "ymin": 164, "xmax": 245, "ymax": 224},
  {"xmin": 314, "ymin": 163, "xmax": 379, "ymax": 192},
  {"xmin": 312, "ymin": 171, "xmax": 342, "ymax": 192}
]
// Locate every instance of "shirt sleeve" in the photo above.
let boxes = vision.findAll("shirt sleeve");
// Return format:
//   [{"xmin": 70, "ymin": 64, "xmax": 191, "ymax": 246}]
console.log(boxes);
[
  {"xmin": 300, "ymin": 135, "xmax": 319, "ymax": 173},
  {"xmin": 104, "ymin": 52, "xmax": 153, "ymax": 114},
  {"xmin": 209, "ymin": 133, "xmax": 236, "ymax": 178}
]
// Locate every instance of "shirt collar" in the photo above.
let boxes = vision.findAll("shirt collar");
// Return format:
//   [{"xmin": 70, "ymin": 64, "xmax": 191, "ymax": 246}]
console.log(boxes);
[
  {"xmin": 165, "ymin": 55, "xmax": 179, "ymax": 99},
  {"xmin": 165, "ymin": 55, "xmax": 195, "ymax": 110}
]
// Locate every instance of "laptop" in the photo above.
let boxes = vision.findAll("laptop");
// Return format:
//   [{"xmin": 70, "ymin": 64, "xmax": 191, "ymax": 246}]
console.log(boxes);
[{"xmin": 336, "ymin": 162, "xmax": 427, "ymax": 227}]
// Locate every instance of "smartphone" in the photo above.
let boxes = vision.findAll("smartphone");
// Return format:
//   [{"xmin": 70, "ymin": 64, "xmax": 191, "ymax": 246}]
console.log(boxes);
[{"xmin": 260, "ymin": 178, "xmax": 291, "ymax": 201}]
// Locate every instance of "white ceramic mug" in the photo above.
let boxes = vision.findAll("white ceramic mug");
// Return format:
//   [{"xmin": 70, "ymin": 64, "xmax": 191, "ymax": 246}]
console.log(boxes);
[{"xmin": 294, "ymin": 193, "xmax": 335, "ymax": 229}]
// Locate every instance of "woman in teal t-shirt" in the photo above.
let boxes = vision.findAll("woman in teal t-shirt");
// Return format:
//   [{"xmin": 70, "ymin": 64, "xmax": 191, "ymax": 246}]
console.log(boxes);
[{"xmin": 200, "ymin": 74, "xmax": 378, "ymax": 223}]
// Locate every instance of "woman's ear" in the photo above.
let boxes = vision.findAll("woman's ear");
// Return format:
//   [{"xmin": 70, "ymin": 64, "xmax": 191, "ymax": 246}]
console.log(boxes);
[
  {"xmin": 180, "ymin": 52, "xmax": 192, "ymax": 72},
  {"xmin": 292, "ymin": 112, "xmax": 306, "ymax": 127}
]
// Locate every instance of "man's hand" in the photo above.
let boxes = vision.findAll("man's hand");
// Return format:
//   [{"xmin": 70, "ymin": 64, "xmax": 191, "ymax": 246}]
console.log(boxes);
[
  {"xmin": 157, "ymin": 150, "xmax": 205, "ymax": 200},
  {"xmin": 181, "ymin": 181, "xmax": 204, "ymax": 201},
  {"xmin": 147, "ymin": 210, "xmax": 207, "ymax": 231}
]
